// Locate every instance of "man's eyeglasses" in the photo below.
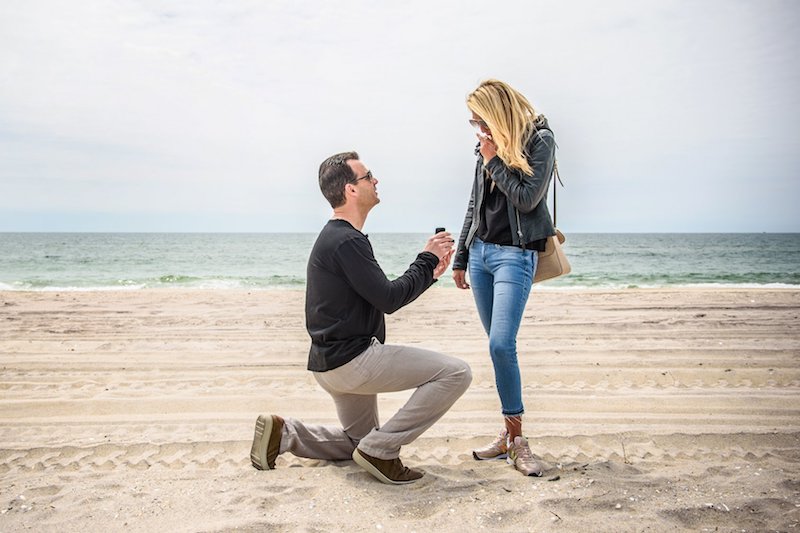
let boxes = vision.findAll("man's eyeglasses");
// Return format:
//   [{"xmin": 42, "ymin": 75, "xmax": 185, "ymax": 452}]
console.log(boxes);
[
  {"xmin": 469, "ymin": 119, "xmax": 488, "ymax": 130},
  {"xmin": 353, "ymin": 170, "xmax": 374, "ymax": 183}
]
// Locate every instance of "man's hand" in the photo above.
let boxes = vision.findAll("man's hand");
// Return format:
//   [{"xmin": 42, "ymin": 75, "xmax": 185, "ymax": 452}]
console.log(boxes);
[
  {"xmin": 433, "ymin": 250, "xmax": 453, "ymax": 279},
  {"xmin": 452, "ymin": 269, "xmax": 470, "ymax": 289},
  {"xmin": 424, "ymin": 231, "xmax": 454, "ymax": 260}
]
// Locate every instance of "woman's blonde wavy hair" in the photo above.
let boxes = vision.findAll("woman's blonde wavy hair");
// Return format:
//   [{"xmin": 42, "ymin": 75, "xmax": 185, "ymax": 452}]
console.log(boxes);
[{"xmin": 467, "ymin": 79, "xmax": 538, "ymax": 175}]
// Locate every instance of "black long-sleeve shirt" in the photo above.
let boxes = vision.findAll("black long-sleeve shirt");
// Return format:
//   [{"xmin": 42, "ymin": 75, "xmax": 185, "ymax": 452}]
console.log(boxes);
[{"xmin": 305, "ymin": 219, "xmax": 439, "ymax": 372}]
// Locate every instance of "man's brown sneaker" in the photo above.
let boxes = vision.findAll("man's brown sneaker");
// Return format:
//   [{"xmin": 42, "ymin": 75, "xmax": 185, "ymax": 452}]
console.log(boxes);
[
  {"xmin": 250, "ymin": 414, "xmax": 284, "ymax": 470},
  {"xmin": 352, "ymin": 448, "xmax": 424, "ymax": 485}
]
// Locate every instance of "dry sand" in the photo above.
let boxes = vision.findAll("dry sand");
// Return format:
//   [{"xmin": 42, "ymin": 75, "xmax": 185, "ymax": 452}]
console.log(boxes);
[{"xmin": 1, "ymin": 288, "xmax": 799, "ymax": 532}]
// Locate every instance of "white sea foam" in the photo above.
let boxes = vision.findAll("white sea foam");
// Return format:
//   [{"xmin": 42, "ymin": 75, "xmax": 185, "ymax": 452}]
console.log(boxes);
[{"xmin": 38, "ymin": 285, "xmax": 147, "ymax": 292}]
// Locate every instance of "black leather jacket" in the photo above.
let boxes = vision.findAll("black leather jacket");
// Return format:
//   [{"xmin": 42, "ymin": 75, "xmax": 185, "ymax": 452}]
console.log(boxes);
[{"xmin": 453, "ymin": 116, "xmax": 557, "ymax": 271}]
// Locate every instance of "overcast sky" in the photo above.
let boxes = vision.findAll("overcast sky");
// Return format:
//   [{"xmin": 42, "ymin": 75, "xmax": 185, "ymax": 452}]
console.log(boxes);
[{"xmin": 1, "ymin": 0, "xmax": 798, "ymax": 233}]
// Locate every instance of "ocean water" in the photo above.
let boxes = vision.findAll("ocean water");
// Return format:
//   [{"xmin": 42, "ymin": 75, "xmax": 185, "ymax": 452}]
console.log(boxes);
[{"xmin": 0, "ymin": 233, "xmax": 798, "ymax": 291}]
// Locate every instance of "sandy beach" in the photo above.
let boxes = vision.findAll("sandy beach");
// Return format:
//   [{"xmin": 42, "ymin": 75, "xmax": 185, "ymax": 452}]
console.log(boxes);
[{"xmin": 1, "ymin": 287, "xmax": 798, "ymax": 532}]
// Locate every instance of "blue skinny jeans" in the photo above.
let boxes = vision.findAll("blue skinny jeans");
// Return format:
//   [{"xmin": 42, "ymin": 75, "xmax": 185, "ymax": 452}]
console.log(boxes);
[{"xmin": 468, "ymin": 237, "xmax": 537, "ymax": 416}]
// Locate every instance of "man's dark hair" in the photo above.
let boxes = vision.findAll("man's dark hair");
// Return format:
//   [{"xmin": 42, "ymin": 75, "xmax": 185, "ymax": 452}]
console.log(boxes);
[{"xmin": 318, "ymin": 151, "xmax": 359, "ymax": 208}]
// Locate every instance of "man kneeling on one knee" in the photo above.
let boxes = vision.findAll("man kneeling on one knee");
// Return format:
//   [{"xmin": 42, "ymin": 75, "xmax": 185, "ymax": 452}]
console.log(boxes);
[{"xmin": 250, "ymin": 151, "xmax": 472, "ymax": 484}]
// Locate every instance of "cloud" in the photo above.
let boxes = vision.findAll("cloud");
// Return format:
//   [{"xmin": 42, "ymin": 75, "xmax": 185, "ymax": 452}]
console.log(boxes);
[{"xmin": 0, "ymin": 0, "xmax": 798, "ymax": 231}]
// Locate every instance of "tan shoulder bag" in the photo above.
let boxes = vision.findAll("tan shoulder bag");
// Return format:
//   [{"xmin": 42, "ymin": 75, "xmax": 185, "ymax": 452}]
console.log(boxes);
[{"xmin": 533, "ymin": 161, "xmax": 571, "ymax": 283}]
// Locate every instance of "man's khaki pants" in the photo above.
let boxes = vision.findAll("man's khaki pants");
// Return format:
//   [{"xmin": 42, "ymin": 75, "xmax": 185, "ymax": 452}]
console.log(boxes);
[{"xmin": 278, "ymin": 338, "xmax": 472, "ymax": 460}]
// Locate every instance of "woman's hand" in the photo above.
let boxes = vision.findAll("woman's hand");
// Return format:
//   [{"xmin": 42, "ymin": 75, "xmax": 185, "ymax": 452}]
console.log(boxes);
[
  {"xmin": 478, "ymin": 133, "xmax": 497, "ymax": 163},
  {"xmin": 452, "ymin": 269, "xmax": 470, "ymax": 289}
]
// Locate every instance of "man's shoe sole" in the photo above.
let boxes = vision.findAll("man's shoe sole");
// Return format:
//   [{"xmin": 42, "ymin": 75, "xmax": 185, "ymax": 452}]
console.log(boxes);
[
  {"xmin": 352, "ymin": 449, "xmax": 417, "ymax": 485},
  {"xmin": 250, "ymin": 414, "xmax": 275, "ymax": 470}
]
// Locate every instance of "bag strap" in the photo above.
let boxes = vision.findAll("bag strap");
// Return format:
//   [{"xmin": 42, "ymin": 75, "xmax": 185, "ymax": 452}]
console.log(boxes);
[
  {"xmin": 552, "ymin": 159, "xmax": 563, "ymax": 227},
  {"xmin": 534, "ymin": 126, "xmax": 564, "ymax": 227},
  {"xmin": 523, "ymin": 126, "xmax": 565, "ymax": 233}
]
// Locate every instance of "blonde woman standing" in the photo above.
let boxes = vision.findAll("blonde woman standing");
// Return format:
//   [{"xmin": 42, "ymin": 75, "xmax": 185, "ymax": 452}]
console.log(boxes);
[{"xmin": 453, "ymin": 79, "xmax": 557, "ymax": 476}]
